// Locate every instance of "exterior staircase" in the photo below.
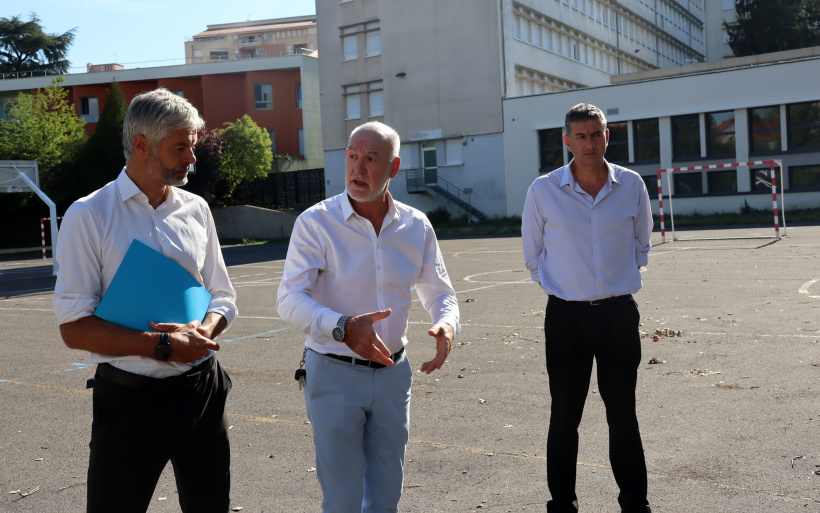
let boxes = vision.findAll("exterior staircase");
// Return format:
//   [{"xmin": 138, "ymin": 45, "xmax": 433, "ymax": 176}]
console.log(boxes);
[{"xmin": 405, "ymin": 169, "xmax": 488, "ymax": 223}]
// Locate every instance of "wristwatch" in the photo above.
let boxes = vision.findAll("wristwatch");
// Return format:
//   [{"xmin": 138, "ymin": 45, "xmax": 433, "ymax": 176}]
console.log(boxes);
[
  {"xmin": 332, "ymin": 315, "xmax": 351, "ymax": 342},
  {"xmin": 154, "ymin": 332, "xmax": 173, "ymax": 361}
]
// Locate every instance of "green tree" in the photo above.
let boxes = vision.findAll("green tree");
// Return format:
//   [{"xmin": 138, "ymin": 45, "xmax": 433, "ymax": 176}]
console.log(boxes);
[
  {"xmin": 0, "ymin": 14, "xmax": 76, "ymax": 74},
  {"xmin": 187, "ymin": 129, "xmax": 228, "ymax": 205},
  {"xmin": 0, "ymin": 77, "xmax": 86, "ymax": 176},
  {"xmin": 48, "ymin": 81, "xmax": 127, "ymax": 209},
  {"xmin": 219, "ymin": 114, "xmax": 273, "ymax": 199},
  {"xmin": 725, "ymin": 0, "xmax": 820, "ymax": 56}
]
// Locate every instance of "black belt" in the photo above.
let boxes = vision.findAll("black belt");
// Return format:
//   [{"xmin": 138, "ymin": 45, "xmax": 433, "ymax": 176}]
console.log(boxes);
[
  {"xmin": 92, "ymin": 357, "xmax": 215, "ymax": 392},
  {"xmin": 549, "ymin": 294, "xmax": 633, "ymax": 306},
  {"xmin": 314, "ymin": 347, "xmax": 405, "ymax": 369}
]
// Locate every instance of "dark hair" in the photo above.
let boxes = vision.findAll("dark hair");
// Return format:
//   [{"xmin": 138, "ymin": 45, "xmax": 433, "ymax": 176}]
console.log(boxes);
[{"xmin": 564, "ymin": 103, "xmax": 607, "ymax": 134}]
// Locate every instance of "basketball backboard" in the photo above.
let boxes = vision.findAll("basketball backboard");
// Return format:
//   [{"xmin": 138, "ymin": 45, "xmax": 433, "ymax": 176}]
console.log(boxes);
[{"xmin": 0, "ymin": 160, "xmax": 39, "ymax": 193}]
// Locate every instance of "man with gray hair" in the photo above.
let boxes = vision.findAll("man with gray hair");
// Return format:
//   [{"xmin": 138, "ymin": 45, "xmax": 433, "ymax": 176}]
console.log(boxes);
[
  {"xmin": 54, "ymin": 88, "xmax": 237, "ymax": 512},
  {"xmin": 277, "ymin": 121, "xmax": 460, "ymax": 512}
]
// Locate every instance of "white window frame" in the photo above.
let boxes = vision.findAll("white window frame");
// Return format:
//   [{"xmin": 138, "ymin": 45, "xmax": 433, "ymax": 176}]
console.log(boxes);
[
  {"xmin": 346, "ymin": 94, "xmax": 361, "ymax": 120},
  {"xmin": 445, "ymin": 139, "xmax": 464, "ymax": 165},
  {"xmin": 368, "ymin": 90, "xmax": 384, "ymax": 117},
  {"xmin": 254, "ymin": 83, "xmax": 273, "ymax": 110},
  {"xmin": 80, "ymin": 97, "xmax": 99, "ymax": 122},
  {"xmin": 343, "ymin": 35, "xmax": 358, "ymax": 61},
  {"xmin": 366, "ymin": 31, "xmax": 381, "ymax": 57}
]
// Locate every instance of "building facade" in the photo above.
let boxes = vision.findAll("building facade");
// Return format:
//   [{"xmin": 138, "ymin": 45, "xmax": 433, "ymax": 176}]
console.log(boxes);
[
  {"xmin": 0, "ymin": 55, "xmax": 324, "ymax": 172},
  {"xmin": 185, "ymin": 15, "xmax": 317, "ymax": 64},
  {"xmin": 316, "ymin": 0, "xmax": 724, "ymax": 220},
  {"xmin": 503, "ymin": 48, "xmax": 820, "ymax": 217}
]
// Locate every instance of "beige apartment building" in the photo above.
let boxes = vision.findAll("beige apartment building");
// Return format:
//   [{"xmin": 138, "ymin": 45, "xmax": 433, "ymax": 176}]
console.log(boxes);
[
  {"xmin": 185, "ymin": 15, "xmax": 317, "ymax": 64},
  {"xmin": 316, "ymin": 0, "xmax": 724, "ymax": 220}
]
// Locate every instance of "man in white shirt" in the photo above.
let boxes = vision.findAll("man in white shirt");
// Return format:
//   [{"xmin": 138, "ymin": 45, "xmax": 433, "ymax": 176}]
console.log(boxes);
[
  {"xmin": 521, "ymin": 103, "xmax": 653, "ymax": 513},
  {"xmin": 53, "ymin": 88, "xmax": 237, "ymax": 513},
  {"xmin": 277, "ymin": 121, "xmax": 460, "ymax": 512}
]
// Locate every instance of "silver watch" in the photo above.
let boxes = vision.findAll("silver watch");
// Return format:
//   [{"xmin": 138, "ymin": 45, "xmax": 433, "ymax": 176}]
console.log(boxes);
[{"xmin": 332, "ymin": 315, "xmax": 350, "ymax": 342}]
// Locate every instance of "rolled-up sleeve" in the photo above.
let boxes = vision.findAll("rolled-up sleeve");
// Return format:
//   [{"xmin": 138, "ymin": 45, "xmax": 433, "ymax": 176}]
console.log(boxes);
[
  {"xmin": 53, "ymin": 202, "xmax": 104, "ymax": 326},
  {"xmin": 276, "ymin": 215, "xmax": 340, "ymax": 344},
  {"xmin": 201, "ymin": 204, "xmax": 237, "ymax": 329},
  {"xmin": 415, "ymin": 222, "xmax": 460, "ymax": 334}
]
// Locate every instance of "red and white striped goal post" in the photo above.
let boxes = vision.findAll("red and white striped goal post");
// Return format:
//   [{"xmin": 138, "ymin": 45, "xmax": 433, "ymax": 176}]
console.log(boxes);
[
  {"xmin": 656, "ymin": 160, "xmax": 784, "ymax": 243},
  {"xmin": 40, "ymin": 217, "xmax": 63, "ymax": 259}
]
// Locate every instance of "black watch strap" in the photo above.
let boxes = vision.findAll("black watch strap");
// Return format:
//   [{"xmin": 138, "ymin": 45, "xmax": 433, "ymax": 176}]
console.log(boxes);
[{"xmin": 154, "ymin": 332, "xmax": 172, "ymax": 361}]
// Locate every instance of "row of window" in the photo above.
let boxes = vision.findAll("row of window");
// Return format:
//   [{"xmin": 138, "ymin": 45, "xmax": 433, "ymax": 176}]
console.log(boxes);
[
  {"xmin": 253, "ymin": 83, "xmax": 303, "ymax": 110},
  {"xmin": 561, "ymin": 0, "xmax": 704, "ymax": 44},
  {"xmin": 539, "ymin": 99, "xmax": 820, "ymax": 171},
  {"xmin": 203, "ymin": 43, "xmax": 312, "ymax": 61},
  {"xmin": 266, "ymin": 129, "xmax": 306, "ymax": 158},
  {"xmin": 344, "ymin": 81, "xmax": 383, "ymax": 120},
  {"xmin": 513, "ymin": 3, "xmax": 702, "ymax": 73},
  {"xmin": 341, "ymin": 22, "xmax": 381, "ymax": 61}
]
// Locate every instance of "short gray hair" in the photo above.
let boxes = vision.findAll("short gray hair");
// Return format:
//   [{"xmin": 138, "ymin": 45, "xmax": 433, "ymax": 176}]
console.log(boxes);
[
  {"xmin": 348, "ymin": 121, "xmax": 401, "ymax": 160},
  {"xmin": 565, "ymin": 103, "xmax": 607, "ymax": 135},
  {"xmin": 122, "ymin": 88, "xmax": 205, "ymax": 158}
]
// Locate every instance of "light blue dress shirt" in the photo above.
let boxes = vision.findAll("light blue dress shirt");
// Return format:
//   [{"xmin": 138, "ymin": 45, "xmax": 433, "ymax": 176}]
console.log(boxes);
[{"xmin": 521, "ymin": 160, "xmax": 653, "ymax": 301}]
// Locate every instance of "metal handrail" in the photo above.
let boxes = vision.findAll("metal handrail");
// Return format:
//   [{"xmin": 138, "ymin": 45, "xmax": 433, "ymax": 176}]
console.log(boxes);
[
  {"xmin": 405, "ymin": 168, "xmax": 477, "ymax": 219},
  {"xmin": 434, "ymin": 175, "xmax": 472, "ymax": 205}
]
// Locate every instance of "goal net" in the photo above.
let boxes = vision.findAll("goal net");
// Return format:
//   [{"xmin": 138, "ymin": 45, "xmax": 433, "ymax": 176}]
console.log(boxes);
[{"xmin": 656, "ymin": 160, "xmax": 786, "ymax": 243}]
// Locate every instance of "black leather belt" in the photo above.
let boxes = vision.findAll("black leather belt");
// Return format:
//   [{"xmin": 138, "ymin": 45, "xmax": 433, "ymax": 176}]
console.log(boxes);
[
  {"xmin": 549, "ymin": 294, "xmax": 633, "ymax": 306},
  {"xmin": 93, "ymin": 357, "xmax": 215, "ymax": 391},
  {"xmin": 315, "ymin": 347, "xmax": 405, "ymax": 369}
]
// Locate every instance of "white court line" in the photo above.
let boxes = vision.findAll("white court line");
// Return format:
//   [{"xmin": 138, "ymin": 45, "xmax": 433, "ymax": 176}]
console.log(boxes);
[
  {"xmin": 0, "ymin": 296, "xmax": 52, "ymax": 302},
  {"xmin": 0, "ymin": 307, "xmax": 53, "ymax": 312},
  {"xmin": 798, "ymin": 278, "xmax": 820, "ymax": 299},
  {"xmin": 222, "ymin": 327, "xmax": 289, "ymax": 344},
  {"xmin": 233, "ymin": 281, "xmax": 281, "ymax": 288},
  {"xmin": 0, "ymin": 287, "xmax": 55, "ymax": 295},
  {"xmin": 685, "ymin": 330, "xmax": 819, "ymax": 339},
  {"xmin": 411, "ymin": 270, "xmax": 531, "ymax": 303},
  {"xmin": 230, "ymin": 264, "xmax": 284, "ymax": 269}
]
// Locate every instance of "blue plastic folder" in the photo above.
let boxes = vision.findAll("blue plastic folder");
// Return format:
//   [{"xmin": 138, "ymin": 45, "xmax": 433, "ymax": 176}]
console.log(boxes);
[{"xmin": 94, "ymin": 240, "xmax": 211, "ymax": 331}]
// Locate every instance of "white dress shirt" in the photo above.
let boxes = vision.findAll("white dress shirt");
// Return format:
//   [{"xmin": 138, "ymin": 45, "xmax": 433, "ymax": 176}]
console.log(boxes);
[
  {"xmin": 521, "ymin": 160, "xmax": 653, "ymax": 301},
  {"xmin": 53, "ymin": 170, "xmax": 237, "ymax": 378},
  {"xmin": 277, "ymin": 192, "xmax": 460, "ymax": 357}
]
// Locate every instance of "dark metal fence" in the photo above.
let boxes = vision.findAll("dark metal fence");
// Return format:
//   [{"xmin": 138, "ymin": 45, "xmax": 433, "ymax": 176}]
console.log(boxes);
[{"xmin": 234, "ymin": 168, "xmax": 326, "ymax": 210}]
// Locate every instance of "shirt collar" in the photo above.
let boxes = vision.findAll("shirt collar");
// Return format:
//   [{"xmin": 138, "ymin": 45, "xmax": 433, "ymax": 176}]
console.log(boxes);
[
  {"xmin": 340, "ymin": 191, "xmax": 400, "ymax": 225},
  {"xmin": 560, "ymin": 159, "xmax": 619, "ymax": 188},
  {"xmin": 115, "ymin": 168, "xmax": 181, "ymax": 207}
]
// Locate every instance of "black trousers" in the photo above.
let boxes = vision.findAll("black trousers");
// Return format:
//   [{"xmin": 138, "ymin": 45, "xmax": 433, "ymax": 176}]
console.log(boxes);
[
  {"xmin": 86, "ymin": 358, "xmax": 232, "ymax": 513},
  {"xmin": 544, "ymin": 296, "xmax": 650, "ymax": 513}
]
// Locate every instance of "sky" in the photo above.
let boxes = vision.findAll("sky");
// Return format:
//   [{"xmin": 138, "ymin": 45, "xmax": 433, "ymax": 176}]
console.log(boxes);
[{"xmin": 4, "ymin": 0, "xmax": 317, "ymax": 73}]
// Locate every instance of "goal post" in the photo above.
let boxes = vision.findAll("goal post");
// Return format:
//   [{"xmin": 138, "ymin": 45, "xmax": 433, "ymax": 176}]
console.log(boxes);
[{"xmin": 656, "ymin": 160, "xmax": 786, "ymax": 243}]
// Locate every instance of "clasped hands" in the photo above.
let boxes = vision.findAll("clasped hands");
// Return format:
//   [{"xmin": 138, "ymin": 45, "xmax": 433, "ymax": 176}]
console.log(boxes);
[
  {"xmin": 342, "ymin": 309, "xmax": 454, "ymax": 374},
  {"xmin": 149, "ymin": 319, "xmax": 220, "ymax": 363}
]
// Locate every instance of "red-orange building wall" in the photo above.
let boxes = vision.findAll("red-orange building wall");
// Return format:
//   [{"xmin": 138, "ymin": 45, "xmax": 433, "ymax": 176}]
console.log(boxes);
[{"xmin": 55, "ymin": 67, "xmax": 305, "ymax": 159}]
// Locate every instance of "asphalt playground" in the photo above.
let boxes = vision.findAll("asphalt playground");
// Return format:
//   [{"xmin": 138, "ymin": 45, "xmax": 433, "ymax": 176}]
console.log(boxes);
[{"xmin": 0, "ymin": 224, "xmax": 819, "ymax": 512}]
